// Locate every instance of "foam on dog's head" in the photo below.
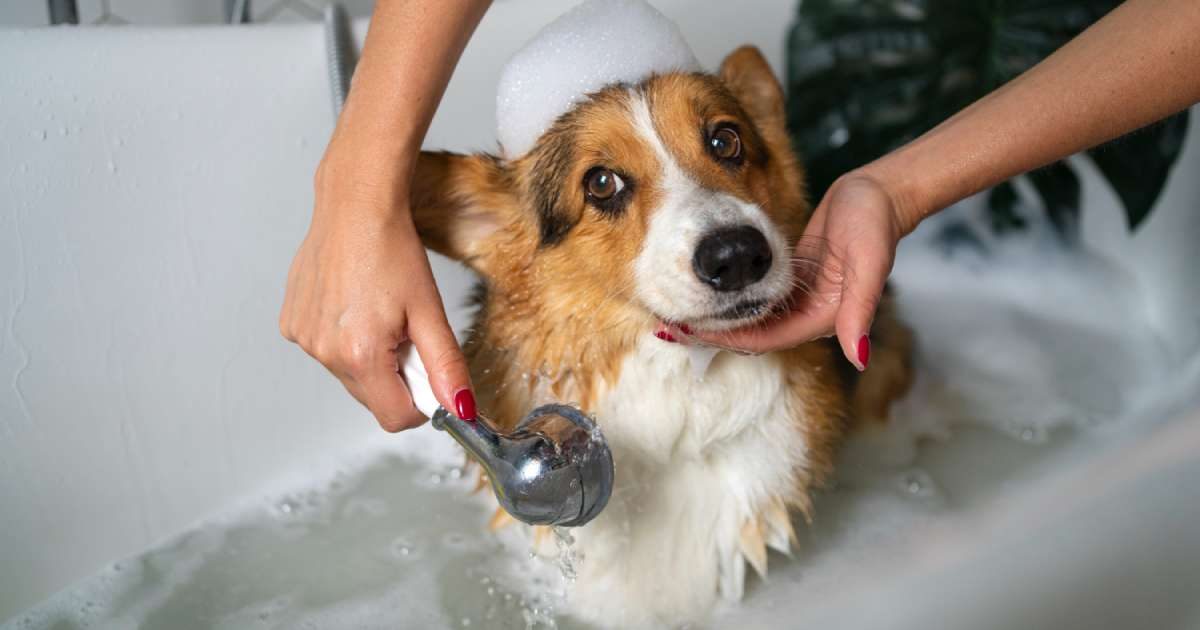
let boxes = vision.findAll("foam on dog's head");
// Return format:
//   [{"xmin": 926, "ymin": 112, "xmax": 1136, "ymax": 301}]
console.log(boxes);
[{"xmin": 496, "ymin": 0, "xmax": 700, "ymax": 158}]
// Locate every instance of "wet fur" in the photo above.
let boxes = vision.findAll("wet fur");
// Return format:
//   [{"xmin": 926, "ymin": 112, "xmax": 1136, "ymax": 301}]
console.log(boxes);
[{"xmin": 410, "ymin": 46, "xmax": 913, "ymax": 627}]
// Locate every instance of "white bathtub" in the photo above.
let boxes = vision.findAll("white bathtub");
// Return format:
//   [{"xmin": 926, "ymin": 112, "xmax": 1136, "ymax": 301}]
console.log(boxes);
[{"xmin": 3, "ymin": 2, "xmax": 1200, "ymax": 628}]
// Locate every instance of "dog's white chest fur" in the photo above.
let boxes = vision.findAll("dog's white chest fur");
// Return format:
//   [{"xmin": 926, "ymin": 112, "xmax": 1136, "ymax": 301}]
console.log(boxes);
[{"xmin": 564, "ymin": 338, "xmax": 810, "ymax": 628}]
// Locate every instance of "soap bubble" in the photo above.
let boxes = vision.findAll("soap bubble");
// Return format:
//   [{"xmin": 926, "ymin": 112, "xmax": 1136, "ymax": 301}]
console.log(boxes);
[
  {"xmin": 894, "ymin": 468, "xmax": 942, "ymax": 505},
  {"xmin": 495, "ymin": 0, "xmax": 700, "ymax": 157}
]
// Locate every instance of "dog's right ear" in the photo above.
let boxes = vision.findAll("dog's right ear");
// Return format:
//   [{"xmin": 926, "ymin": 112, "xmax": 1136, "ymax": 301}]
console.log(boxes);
[{"xmin": 411, "ymin": 151, "xmax": 524, "ymax": 275}]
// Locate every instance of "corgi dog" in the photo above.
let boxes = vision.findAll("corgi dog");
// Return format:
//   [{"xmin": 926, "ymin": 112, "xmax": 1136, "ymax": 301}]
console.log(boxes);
[{"xmin": 410, "ymin": 46, "xmax": 913, "ymax": 628}]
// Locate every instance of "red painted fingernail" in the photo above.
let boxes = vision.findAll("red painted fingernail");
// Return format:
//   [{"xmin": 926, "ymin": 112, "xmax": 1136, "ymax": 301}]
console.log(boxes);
[
  {"xmin": 857, "ymin": 335, "xmax": 871, "ymax": 371},
  {"xmin": 454, "ymin": 388, "xmax": 477, "ymax": 421},
  {"xmin": 654, "ymin": 330, "xmax": 678, "ymax": 343},
  {"xmin": 678, "ymin": 324, "xmax": 694, "ymax": 336}
]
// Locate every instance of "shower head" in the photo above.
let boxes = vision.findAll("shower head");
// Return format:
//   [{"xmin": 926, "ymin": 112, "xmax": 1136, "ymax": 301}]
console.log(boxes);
[
  {"xmin": 322, "ymin": 11, "xmax": 613, "ymax": 527},
  {"xmin": 402, "ymin": 347, "xmax": 614, "ymax": 527},
  {"xmin": 432, "ymin": 404, "xmax": 613, "ymax": 527}
]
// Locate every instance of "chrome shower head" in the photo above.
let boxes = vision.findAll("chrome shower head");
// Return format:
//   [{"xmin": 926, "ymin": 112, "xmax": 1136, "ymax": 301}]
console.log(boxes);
[
  {"xmin": 401, "ymin": 346, "xmax": 614, "ymax": 527},
  {"xmin": 322, "ymin": 21, "xmax": 614, "ymax": 528},
  {"xmin": 432, "ymin": 403, "xmax": 613, "ymax": 527}
]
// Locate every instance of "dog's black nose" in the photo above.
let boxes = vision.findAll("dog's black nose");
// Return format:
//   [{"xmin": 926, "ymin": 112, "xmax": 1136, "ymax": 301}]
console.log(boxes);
[{"xmin": 692, "ymin": 225, "xmax": 773, "ymax": 292}]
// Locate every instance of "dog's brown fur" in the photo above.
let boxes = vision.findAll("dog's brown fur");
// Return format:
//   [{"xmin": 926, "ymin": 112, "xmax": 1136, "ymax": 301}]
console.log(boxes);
[{"xmin": 410, "ymin": 45, "xmax": 913, "ymax": 564}]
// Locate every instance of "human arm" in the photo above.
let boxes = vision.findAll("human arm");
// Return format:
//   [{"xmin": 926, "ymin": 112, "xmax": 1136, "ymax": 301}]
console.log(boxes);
[
  {"xmin": 689, "ymin": 0, "xmax": 1200, "ymax": 368},
  {"xmin": 280, "ymin": 0, "xmax": 492, "ymax": 430}
]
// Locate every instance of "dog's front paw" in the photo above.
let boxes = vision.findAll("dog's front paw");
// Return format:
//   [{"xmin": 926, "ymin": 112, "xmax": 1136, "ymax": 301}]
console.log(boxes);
[{"xmin": 719, "ymin": 496, "xmax": 803, "ymax": 600}]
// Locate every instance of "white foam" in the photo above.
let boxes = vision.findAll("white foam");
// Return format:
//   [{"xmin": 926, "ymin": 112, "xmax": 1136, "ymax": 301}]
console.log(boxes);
[{"xmin": 495, "ymin": 0, "xmax": 700, "ymax": 157}]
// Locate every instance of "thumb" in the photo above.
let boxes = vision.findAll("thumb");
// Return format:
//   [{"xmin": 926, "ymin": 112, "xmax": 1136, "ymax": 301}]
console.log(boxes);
[
  {"xmin": 832, "ymin": 244, "xmax": 891, "ymax": 371},
  {"xmin": 409, "ymin": 300, "xmax": 476, "ymax": 419}
]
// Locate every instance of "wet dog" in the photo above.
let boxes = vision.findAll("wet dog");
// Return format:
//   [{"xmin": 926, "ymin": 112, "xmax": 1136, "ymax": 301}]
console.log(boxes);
[{"xmin": 410, "ymin": 46, "xmax": 913, "ymax": 628}]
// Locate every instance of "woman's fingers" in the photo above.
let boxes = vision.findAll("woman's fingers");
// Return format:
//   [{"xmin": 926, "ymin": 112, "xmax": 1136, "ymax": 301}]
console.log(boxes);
[
  {"xmin": 281, "ymin": 186, "xmax": 476, "ymax": 431},
  {"xmin": 831, "ymin": 245, "xmax": 890, "ymax": 371},
  {"xmin": 300, "ymin": 317, "xmax": 423, "ymax": 432},
  {"xmin": 409, "ymin": 299, "xmax": 475, "ymax": 421},
  {"xmin": 355, "ymin": 342, "xmax": 424, "ymax": 432},
  {"xmin": 693, "ymin": 305, "xmax": 836, "ymax": 354},
  {"xmin": 681, "ymin": 174, "xmax": 900, "ymax": 366},
  {"xmin": 333, "ymin": 364, "xmax": 419, "ymax": 433},
  {"xmin": 823, "ymin": 177, "xmax": 900, "ymax": 370}
]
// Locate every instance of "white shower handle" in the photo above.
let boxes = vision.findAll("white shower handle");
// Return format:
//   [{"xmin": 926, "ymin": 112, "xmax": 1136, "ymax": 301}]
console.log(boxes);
[{"xmin": 399, "ymin": 344, "xmax": 441, "ymax": 419}]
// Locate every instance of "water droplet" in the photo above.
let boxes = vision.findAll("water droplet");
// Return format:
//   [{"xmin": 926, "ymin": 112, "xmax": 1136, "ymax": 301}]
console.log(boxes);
[
  {"xmin": 553, "ymin": 527, "xmax": 578, "ymax": 582},
  {"xmin": 461, "ymin": 617, "xmax": 471, "ymax": 627},
  {"xmin": 1003, "ymin": 421, "xmax": 1049, "ymax": 444},
  {"xmin": 429, "ymin": 472, "xmax": 443, "ymax": 484},
  {"xmin": 894, "ymin": 468, "xmax": 940, "ymax": 503},
  {"xmin": 391, "ymin": 536, "xmax": 417, "ymax": 560}
]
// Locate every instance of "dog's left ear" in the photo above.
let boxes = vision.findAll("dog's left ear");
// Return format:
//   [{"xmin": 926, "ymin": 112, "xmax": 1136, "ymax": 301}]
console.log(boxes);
[
  {"xmin": 410, "ymin": 151, "xmax": 526, "ymax": 277},
  {"xmin": 719, "ymin": 46, "xmax": 786, "ymax": 131}
]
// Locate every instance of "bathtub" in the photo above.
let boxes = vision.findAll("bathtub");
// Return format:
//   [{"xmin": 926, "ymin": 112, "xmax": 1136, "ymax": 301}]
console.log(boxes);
[{"xmin": 3, "ymin": 2, "xmax": 1200, "ymax": 628}]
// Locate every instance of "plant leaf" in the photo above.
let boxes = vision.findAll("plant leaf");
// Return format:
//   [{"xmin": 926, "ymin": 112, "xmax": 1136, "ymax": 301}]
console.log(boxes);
[
  {"xmin": 786, "ymin": 0, "xmax": 1187, "ymax": 234},
  {"xmin": 1085, "ymin": 111, "xmax": 1190, "ymax": 230},
  {"xmin": 987, "ymin": 180, "xmax": 1025, "ymax": 234},
  {"xmin": 1027, "ymin": 160, "xmax": 1080, "ymax": 241}
]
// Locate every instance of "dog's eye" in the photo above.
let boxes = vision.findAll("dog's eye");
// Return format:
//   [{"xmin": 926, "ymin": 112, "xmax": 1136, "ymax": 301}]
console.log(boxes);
[
  {"xmin": 584, "ymin": 167, "xmax": 624, "ymax": 201},
  {"xmin": 708, "ymin": 126, "xmax": 742, "ymax": 162}
]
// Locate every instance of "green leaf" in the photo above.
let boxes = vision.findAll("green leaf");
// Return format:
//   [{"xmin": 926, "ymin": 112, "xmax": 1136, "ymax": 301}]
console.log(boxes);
[
  {"xmin": 786, "ymin": 0, "xmax": 1189, "ymax": 235},
  {"xmin": 987, "ymin": 180, "xmax": 1026, "ymax": 234},
  {"xmin": 1027, "ymin": 160, "xmax": 1080, "ymax": 240},
  {"xmin": 1085, "ymin": 112, "xmax": 1190, "ymax": 230}
]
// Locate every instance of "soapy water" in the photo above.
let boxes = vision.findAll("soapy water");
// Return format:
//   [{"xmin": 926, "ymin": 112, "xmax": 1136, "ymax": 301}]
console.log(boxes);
[
  {"xmin": 1, "ymin": 454, "xmax": 575, "ymax": 630},
  {"xmin": 551, "ymin": 528, "xmax": 578, "ymax": 583},
  {"xmin": 7, "ymin": 206, "xmax": 1200, "ymax": 628}
]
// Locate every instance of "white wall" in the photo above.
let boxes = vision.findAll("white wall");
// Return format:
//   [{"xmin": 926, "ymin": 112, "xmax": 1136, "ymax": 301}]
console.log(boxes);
[
  {"xmin": 0, "ymin": 1, "xmax": 798, "ymax": 617},
  {"xmin": 0, "ymin": 0, "xmax": 377, "ymax": 25}
]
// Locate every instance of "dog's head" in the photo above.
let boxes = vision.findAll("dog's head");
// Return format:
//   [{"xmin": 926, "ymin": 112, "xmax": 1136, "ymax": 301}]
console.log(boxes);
[{"xmin": 413, "ymin": 46, "xmax": 808, "ymax": 333}]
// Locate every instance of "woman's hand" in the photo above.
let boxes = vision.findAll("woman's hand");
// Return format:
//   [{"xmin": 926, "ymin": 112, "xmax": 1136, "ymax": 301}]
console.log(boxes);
[
  {"xmin": 280, "ymin": 149, "xmax": 474, "ymax": 431},
  {"xmin": 689, "ymin": 0, "xmax": 1200, "ymax": 367},
  {"xmin": 280, "ymin": 0, "xmax": 490, "ymax": 431},
  {"xmin": 687, "ymin": 173, "xmax": 910, "ymax": 371}
]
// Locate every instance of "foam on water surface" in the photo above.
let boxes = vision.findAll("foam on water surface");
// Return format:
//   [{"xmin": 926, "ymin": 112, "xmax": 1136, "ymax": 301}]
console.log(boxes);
[
  {"xmin": 6, "ymin": 6, "xmax": 1199, "ymax": 628},
  {"xmin": 495, "ymin": 0, "xmax": 699, "ymax": 157},
  {"xmin": 8, "ymin": 205, "xmax": 1200, "ymax": 629},
  {"xmin": 1, "ymin": 453, "xmax": 569, "ymax": 630}
]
